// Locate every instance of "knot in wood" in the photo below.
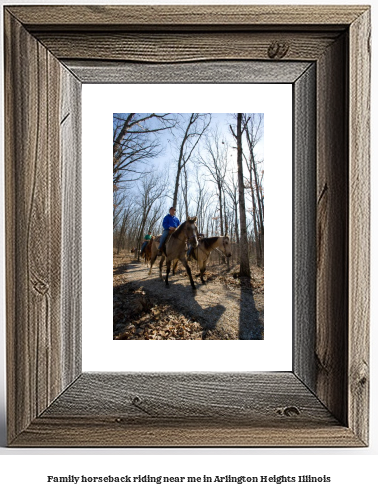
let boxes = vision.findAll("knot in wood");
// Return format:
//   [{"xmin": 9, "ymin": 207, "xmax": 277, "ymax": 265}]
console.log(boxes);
[
  {"xmin": 359, "ymin": 376, "xmax": 367, "ymax": 386},
  {"xmin": 130, "ymin": 395, "xmax": 153, "ymax": 416},
  {"xmin": 276, "ymin": 406, "xmax": 300, "ymax": 417},
  {"xmin": 131, "ymin": 396, "xmax": 142, "ymax": 406},
  {"xmin": 353, "ymin": 361, "xmax": 368, "ymax": 389},
  {"xmin": 268, "ymin": 42, "xmax": 289, "ymax": 59},
  {"xmin": 33, "ymin": 279, "xmax": 49, "ymax": 295}
]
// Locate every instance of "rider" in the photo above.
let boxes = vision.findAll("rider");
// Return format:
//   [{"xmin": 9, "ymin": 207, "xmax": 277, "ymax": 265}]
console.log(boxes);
[
  {"xmin": 140, "ymin": 231, "xmax": 152, "ymax": 256},
  {"xmin": 157, "ymin": 207, "xmax": 180, "ymax": 256}
]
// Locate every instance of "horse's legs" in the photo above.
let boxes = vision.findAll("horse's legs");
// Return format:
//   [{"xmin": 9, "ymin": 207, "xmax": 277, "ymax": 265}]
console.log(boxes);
[
  {"xmin": 165, "ymin": 260, "xmax": 171, "ymax": 287},
  {"xmin": 172, "ymin": 259, "xmax": 179, "ymax": 275},
  {"xmin": 199, "ymin": 259, "xmax": 206, "ymax": 284},
  {"xmin": 180, "ymin": 257, "xmax": 196, "ymax": 290},
  {"xmin": 159, "ymin": 256, "xmax": 165, "ymax": 280},
  {"xmin": 148, "ymin": 252, "xmax": 158, "ymax": 275}
]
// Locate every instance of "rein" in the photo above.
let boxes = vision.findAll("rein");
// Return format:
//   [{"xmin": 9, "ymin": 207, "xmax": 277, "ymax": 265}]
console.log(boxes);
[
  {"xmin": 223, "ymin": 238, "xmax": 227, "ymax": 253},
  {"xmin": 170, "ymin": 222, "xmax": 197, "ymax": 245},
  {"xmin": 171, "ymin": 232, "xmax": 188, "ymax": 244}
]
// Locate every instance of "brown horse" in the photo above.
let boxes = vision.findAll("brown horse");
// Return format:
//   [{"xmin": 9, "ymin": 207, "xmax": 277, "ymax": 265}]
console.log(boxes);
[
  {"xmin": 148, "ymin": 217, "xmax": 198, "ymax": 290},
  {"xmin": 148, "ymin": 238, "xmax": 180, "ymax": 275},
  {"xmin": 144, "ymin": 236, "xmax": 154, "ymax": 265},
  {"xmin": 189, "ymin": 236, "xmax": 232, "ymax": 283}
]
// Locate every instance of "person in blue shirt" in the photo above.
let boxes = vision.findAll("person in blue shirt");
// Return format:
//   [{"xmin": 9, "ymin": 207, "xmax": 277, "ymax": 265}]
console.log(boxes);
[{"xmin": 157, "ymin": 207, "xmax": 180, "ymax": 255}]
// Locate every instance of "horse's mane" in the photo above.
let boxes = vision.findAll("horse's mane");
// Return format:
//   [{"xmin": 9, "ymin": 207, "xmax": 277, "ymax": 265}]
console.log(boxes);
[
  {"xmin": 202, "ymin": 236, "xmax": 219, "ymax": 250},
  {"xmin": 172, "ymin": 218, "xmax": 196, "ymax": 238},
  {"xmin": 172, "ymin": 221, "xmax": 186, "ymax": 238}
]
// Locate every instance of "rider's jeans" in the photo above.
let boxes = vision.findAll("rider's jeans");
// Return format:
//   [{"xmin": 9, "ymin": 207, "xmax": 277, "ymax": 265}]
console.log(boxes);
[{"xmin": 158, "ymin": 229, "xmax": 170, "ymax": 249}]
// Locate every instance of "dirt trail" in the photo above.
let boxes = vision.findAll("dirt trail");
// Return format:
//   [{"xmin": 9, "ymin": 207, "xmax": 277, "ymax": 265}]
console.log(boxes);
[{"xmin": 114, "ymin": 255, "xmax": 264, "ymax": 340}]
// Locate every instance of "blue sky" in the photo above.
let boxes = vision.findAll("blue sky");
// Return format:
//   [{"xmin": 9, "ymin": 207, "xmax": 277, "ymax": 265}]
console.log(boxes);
[{"xmin": 113, "ymin": 112, "xmax": 264, "ymax": 230}]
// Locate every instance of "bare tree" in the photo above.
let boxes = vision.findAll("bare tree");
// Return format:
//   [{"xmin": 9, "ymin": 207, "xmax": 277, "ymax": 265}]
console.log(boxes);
[
  {"xmin": 113, "ymin": 113, "xmax": 176, "ymax": 189},
  {"xmin": 114, "ymin": 204, "xmax": 135, "ymax": 254},
  {"xmin": 224, "ymin": 169, "xmax": 239, "ymax": 244},
  {"xmin": 146, "ymin": 199, "xmax": 165, "ymax": 233},
  {"xmin": 193, "ymin": 167, "xmax": 215, "ymax": 234},
  {"xmin": 171, "ymin": 113, "xmax": 211, "ymax": 208},
  {"xmin": 230, "ymin": 114, "xmax": 250, "ymax": 278},
  {"xmin": 181, "ymin": 163, "xmax": 190, "ymax": 218},
  {"xmin": 113, "ymin": 185, "xmax": 126, "ymax": 230},
  {"xmin": 243, "ymin": 113, "xmax": 264, "ymax": 266},
  {"xmin": 134, "ymin": 173, "xmax": 168, "ymax": 259},
  {"xmin": 198, "ymin": 129, "xmax": 228, "ymax": 236}
]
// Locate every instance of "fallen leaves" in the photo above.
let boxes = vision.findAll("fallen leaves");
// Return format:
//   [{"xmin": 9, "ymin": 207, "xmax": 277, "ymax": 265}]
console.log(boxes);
[
  {"xmin": 115, "ymin": 299, "xmax": 206, "ymax": 340},
  {"xmin": 113, "ymin": 285, "xmax": 236, "ymax": 340},
  {"xmin": 113, "ymin": 253, "xmax": 263, "ymax": 340}
]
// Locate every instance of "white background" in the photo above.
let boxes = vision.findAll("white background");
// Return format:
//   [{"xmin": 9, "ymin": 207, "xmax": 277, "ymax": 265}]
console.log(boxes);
[
  {"xmin": 82, "ymin": 83, "xmax": 292, "ymax": 371},
  {"xmin": 0, "ymin": 0, "xmax": 377, "ymax": 498}
]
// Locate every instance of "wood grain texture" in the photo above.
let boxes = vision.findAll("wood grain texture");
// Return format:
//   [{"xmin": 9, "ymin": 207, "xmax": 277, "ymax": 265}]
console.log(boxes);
[
  {"xmin": 34, "ymin": 32, "xmax": 339, "ymax": 63},
  {"xmin": 11, "ymin": 373, "xmax": 363, "ymax": 447},
  {"xmin": 11, "ymin": 418, "xmax": 363, "ymax": 448},
  {"xmin": 316, "ymin": 34, "xmax": 348, "ymax": 426},
  {"xmin": 65, "ymin": 60, "xmax": 312, "ymax": 84},
  {"xmin": 4, "ymin": 11, "xmax": 80, "ymax": 444},
  {"xmin": 5, "ymin": 12, "xmax": 61, "ymax": 442},
  {"xmin": 348, "ymin": 9, "xmax": 371, "ymax": 445},
  {"xmin": 4, "ymin": 4, "xmax": 370, "ymax": 447},
  {"xmin": 293, "ymin": 65, "xmax": 316, "ymax": 390},
  {"xmin": 7, "ymin": 5, "xmax": 367, "ymax": 29},
  {"xmin": 41, "ymin": 373, "xmax": 336, "ymax": 421},
  {"xmin": 60, "ymin": 68, "xmax": 82, "ymax": 388}
]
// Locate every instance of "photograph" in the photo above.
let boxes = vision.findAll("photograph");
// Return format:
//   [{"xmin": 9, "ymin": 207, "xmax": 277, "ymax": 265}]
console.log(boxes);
[
  {"xmin": 113, "ymin": 113, "xmax": 264, "ymax": 340},
  {"xmin": 2, "ymin": 0, "xmax": 372, "ymax": 456}
]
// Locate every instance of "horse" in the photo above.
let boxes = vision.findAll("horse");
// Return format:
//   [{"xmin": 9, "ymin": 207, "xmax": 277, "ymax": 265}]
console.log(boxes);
[
  {"xmin": 143, "ymin": 236, "xmax": 154, "ymax": 265},
  {"xmin": 188, "ymin": 236, "xmax": 232, "ymax": 283},
  {"xmin": 148, "ymin": 238, "xmax": 180, "ymax": 275},
  {"xmin": 148, "ymin": 217, "xmax": 199, "ymax": 290}
]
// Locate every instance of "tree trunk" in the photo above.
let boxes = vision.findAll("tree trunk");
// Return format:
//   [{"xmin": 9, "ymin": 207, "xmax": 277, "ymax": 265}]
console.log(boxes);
[
  {"xmin": 182, "ymin": 164, "xmax": 189, "ymax": 218},
  {"xmin": 218, "ymin": 184, "xmax": 224, "ymax": 236},
  {"xmin": 116, "ymin": 211, "xmax": 128, "ymax": 254},
  {"xmin": 113, "ymin": 113, "xmax": 135, "ymax": 165},
  {"xmin": 236, "ymin": 114, "xmax": 250, "ymax": 278},
  {"xmin": 249, "ymin": 169, "xmax": 262, "ymax": 266},
  {"xmin": 251, "ymin": 151, "xmax": 264, "ymax": 265},
  {"xmin": 234, "ymin": 200, "xmax": 239, "ymax": 244}
]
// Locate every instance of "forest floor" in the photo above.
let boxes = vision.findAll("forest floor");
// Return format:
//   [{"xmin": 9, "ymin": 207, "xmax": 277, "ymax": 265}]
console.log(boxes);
[{"xmin": 113, "ymin": 253, "xmax": 264, "ymax": 340}]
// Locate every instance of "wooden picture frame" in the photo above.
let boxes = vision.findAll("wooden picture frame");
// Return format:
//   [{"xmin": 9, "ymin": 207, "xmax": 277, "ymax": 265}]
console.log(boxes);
[{"xmin": 4, "ymin": 5, "xmax": 370, "ymax": 447}]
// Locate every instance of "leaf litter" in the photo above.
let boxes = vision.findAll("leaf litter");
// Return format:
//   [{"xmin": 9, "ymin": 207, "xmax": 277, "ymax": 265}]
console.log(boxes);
[{"xmin": 113, "ymin": 254, "xmax": 264, "ymax": 340}]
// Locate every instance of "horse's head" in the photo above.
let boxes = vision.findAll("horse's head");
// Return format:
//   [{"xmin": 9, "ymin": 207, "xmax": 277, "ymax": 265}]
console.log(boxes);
[
  {"xmin": 222, "ymin": 236, "xmax": 232, "ymax": 258},
  {"xmin": 186, "ymin": 216, "xmax": 198, "ymax": 249}
]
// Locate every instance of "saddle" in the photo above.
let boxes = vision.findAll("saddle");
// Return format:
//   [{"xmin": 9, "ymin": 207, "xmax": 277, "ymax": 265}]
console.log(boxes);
[{"xmin": 157, "ymin": 229, "xmax": 175, "ymax": 255}]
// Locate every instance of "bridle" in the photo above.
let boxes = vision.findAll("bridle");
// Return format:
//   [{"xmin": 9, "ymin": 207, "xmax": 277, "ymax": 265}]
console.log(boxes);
[
  {"xmin": 223, "ymin": 237, "xmax": 228, "ymax": 253},
  {"xmin": 173, "ymin": 222, "xmax": 198, "ymax": 247},
  {"xmin": 189, "ymin": 228, "xmax": 198, "ymax": 244}
]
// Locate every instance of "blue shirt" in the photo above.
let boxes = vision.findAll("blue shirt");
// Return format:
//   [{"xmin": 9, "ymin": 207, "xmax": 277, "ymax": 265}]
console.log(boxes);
[{"xmin": 162, "ymin": 213, "xmax": 180, "ymax": 230}]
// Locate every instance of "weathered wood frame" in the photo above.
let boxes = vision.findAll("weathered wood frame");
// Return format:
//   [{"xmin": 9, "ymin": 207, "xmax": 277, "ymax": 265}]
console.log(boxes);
[{"xmin": 4, "ymin": 5, "xmax": 370, "ymax": 447}]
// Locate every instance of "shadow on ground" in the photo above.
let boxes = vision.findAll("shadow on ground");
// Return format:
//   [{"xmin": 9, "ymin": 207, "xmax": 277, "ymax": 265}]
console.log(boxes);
[
  {"xmin": 239, "ymin": 278, "xmax": 264, "ymax": 340},
  {"xmin": 114, "ymin": 260, "xmax": 263, "ymax": 340}
]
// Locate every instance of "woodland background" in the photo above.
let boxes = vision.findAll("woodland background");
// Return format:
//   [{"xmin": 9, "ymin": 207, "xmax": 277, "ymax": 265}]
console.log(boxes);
[{"xmin": 113, "ymin": 113, "xmax": 264, "ymax": 276}]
